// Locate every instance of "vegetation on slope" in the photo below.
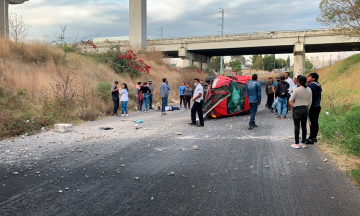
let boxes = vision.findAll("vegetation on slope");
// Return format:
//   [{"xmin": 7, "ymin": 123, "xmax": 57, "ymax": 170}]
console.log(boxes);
[
  {"xmin": 0, "ymin": 39, "xmax": 206, "ymax": 138},
  {"xmin": 316, "ymin": 54, "xmax": 360, "ymax": 185}
]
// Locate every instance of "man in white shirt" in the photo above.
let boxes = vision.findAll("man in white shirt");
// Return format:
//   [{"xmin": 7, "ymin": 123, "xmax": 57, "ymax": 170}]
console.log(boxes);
[
  {"xmin": 189, "ymin": 79, "xmax": 204, "ymax": 127},
  {"xmin": 285, "ymin": 72, "xmax": 294, "ymax": 111}
]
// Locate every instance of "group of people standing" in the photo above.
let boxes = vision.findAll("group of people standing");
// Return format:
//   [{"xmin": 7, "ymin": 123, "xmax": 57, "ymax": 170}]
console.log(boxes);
[
  {"xmin": 247, "ymin": 72, "xmax": 322, "ymax": 149},
  {"xmin": 111, "ymin": 78, "xmax": 204, "ymax": 128}
]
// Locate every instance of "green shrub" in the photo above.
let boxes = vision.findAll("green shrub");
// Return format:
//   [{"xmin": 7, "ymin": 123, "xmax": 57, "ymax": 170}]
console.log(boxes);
[
  {"xmin": 351, "ymin": 165, "xmax": 360, "ymax": 186},
  {"xmin": 319, "ymin": 105, "xmax": 360, "ymax": 156},
  {"xmin": 95, "ymin": 81, "xmax": 112, "ymax": 103}
]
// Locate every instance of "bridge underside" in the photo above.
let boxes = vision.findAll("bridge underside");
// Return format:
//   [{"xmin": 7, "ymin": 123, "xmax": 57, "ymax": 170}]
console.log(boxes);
[{"xmin": 163, "ymin": 42, "xmax": 360, "ymax": 58}]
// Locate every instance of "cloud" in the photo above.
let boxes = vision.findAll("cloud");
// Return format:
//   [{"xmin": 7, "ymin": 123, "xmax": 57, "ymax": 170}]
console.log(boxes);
[{"xmin": 9, "ymin": 0, "xmax": 322, "ymax": 41}]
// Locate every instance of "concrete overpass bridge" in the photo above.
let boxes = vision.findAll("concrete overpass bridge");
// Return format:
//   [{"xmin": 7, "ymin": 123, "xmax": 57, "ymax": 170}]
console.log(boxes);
[{"xmin": 92, "ymin": 29, "xmax": 360, "ymax": 77}]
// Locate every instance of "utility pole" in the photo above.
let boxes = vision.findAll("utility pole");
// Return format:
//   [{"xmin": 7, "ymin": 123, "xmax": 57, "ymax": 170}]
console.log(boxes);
[
  {"xmin": 157, "ymin": 27, "xmax": 163, "ymax": 39},
  {"xmin": 218, "ymin": 8, "xmax": 224, "ymax": 75}
]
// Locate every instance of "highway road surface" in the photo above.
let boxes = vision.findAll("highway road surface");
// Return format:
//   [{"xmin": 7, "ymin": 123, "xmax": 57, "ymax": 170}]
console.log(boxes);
[{"xmin": 1, "ymin": 86, "xmax": 359, "ymax": 216}]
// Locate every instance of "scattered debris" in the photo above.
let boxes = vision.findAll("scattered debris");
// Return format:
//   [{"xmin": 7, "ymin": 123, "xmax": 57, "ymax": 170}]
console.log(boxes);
[
  {"xmin": 193, "ymin": 146, "xmax": 199, "ymax": 150},
  {"xmin": 35, "ymin": 171, "xmax": 41, "ymax": 175},
  {"xmin": 168, "ymin": 172, "xmax": 175, "ymax": 176},
  {"xmin": 120, "ymin": 164, "xmax": 125, "ymax": 167},
  {"xmin": 135, "ymin": 177, "xmax": 140, "ymax": 180},
  {"xmin": 13, "ymin": 172, "xmax": 19, "ymax": 175},
  {"xmin": 100, "ymin": 127, "xmax": 113, "ymax": 131},
  {"xmin": 58, "ymin": 190, "xmax": 63, "ymax": 193},
  {"xmin": 264, "ymin": 165, "xmax": 270, "ymax": 168},
  {"xmin": 55, "ymin": 124, "xmax": 73, "ymax": 133},
  {"xmin": 65, "ymin": 187, "xmax": 69, "ymax": 190},
  {"xmin": 250, "ymin": 166, "xmax": 254, "ymax": 169},
  {"xmin": 135, "ymin": 119, "xmax": 144, "ymax": 124}
]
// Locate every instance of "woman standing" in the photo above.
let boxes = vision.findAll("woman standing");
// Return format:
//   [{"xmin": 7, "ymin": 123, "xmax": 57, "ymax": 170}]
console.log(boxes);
[
  {"xmin": 183, "ymin": 83, "xmax": 193, "ymax": 110},
  {"xmin": 119, "ymin": 83, "xmax": 129, "ymax": 117},
  {"xmin": 141, "ymin": 82, "xmax": 151, "ymax": 112},
  {"xmin": 289, "ymin": 76, "xmax": 312, "ymax": 149},
  {"xmin": 178, "ymin": 82, "xmax": 186, "ymax": 108}
]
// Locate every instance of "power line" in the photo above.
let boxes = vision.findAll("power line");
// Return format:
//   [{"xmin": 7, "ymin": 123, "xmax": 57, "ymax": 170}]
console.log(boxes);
[
  {"xmin": 157, "ymin": 27, "xmax": 163, "ymax": 39},
  {"xmin": 218, "ymin": 8, "xmax": 224, "ymax": 75}
]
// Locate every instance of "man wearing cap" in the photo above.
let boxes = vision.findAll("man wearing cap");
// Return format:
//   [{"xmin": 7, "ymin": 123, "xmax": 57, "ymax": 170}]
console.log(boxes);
[
  {"xmin": 265, "ymin": 77, "xmax": 275, "ymax": 113},
  {"xmin": 111, "ymin": 81, "xmax": 120, "ymax": 117},
  {"xmin": 148, "ymin": 79, "xmax": 154, "ymax": 109}
]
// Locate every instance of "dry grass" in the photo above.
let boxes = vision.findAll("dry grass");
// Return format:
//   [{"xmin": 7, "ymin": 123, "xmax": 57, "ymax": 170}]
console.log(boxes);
[
  {"xmin": 0, "ymin": 38, "xmax": 207, "ymax": 137},
  {"xmin": 316, "ymin": 55, "xmax": 360, "ymax": 107}
]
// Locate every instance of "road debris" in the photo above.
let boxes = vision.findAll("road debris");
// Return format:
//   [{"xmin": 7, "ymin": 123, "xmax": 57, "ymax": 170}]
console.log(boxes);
[
  {"xmin": 168, "ymin": 172, "xmax": 175, "ymax": 176},
  {"xmin": 58, "ymin": 190, "xmax": 63, "ymax": 193},
  {"xmin": 176, "ymin": 132, "xmax": 183, "ymax": 135},
  {"xmin": 323, "ymin": 158, "xmax": 328, "ymax": 162},
  {"xmin": 265, "ymin": 165, "xmax": 270, "ymax": 168},
  {"xmin": 151, "ymin": 197, "xmax": 154, "ymax": 201},
  {"xmin": 13, "ymin": 172, "xmax": 19, "ymax": 175},
  {"xmin": 135, "ymin": 177, "xmax": 140, "ymax": 180},
  {"xmin": 193, "ymin": 146, "xmax": 199, "ymax": 150},
  {"xmin": 250, "ymin": 166, "xmax": 254, "ymax": 169}
]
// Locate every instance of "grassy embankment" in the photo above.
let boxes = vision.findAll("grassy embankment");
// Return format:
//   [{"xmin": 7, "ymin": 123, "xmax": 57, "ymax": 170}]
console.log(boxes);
[
  {"xmin": 0, "ymin": 39, "xmax": 206, "ymax": 138},
  {"xmin": 316, "ymin": 54, "xmax": 360, "ymax": 186}
]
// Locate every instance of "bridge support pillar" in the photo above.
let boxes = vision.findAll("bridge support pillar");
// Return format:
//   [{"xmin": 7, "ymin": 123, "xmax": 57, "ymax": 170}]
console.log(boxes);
[
  {"xmin": 183, "ymin": 59, "xmax": 193, "ymax": 68},
  {"xmin": 293, "ymin": 42, "xmax": 305, "ymax": 78},
  {"xmin": 179, "ymin": 47, "xmax": 210, "ymax": 69},
  {"xmin": 129, "ymin": 0, "xmax": 147, "ymax": 48},
  {"xmin": 193, "ymin": 61, "xmax": 201, "ymax": 69},
  {"xmin": 0, "ymin": 0, "xmax": 9, "ymax": 38},
  {"xmin": 202, "ymin": 63, "xmax": 209, "ymax": 70}
]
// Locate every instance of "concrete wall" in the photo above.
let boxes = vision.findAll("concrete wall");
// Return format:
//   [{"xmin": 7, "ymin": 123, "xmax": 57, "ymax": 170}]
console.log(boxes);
[{"xmin": 129, "ymin": 0, "xmax": 147, "ymax": 48}]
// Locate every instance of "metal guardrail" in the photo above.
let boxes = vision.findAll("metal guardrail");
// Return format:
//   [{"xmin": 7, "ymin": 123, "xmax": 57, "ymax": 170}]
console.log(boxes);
[{"xmin": 147, "ymin": 28, "xmax": 335, "ymax": 41}]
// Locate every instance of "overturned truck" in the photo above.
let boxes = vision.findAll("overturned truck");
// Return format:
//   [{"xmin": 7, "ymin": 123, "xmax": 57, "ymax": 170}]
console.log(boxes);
[{"xmin": 203, "ymin": 74, "xmax": 252, "ymax": 118}]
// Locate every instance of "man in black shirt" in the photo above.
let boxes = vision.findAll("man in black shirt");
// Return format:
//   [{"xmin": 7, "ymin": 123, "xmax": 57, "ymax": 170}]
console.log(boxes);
[
  {"xmin": 306, "ymin": 73, "xmax": 322, "ymax": 144},
  {"xmin": 111, "ymin": 81, "xmax": 120, "ymax": 117}
]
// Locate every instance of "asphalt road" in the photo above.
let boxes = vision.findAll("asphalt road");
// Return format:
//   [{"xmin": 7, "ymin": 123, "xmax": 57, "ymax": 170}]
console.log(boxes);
[{"xmin": 1, "ymin": 85, "xmax": 360, "ymax": 216}]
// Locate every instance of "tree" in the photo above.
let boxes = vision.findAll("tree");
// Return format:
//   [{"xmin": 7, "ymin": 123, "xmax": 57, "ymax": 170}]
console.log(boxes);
[
  {"xmin": 275, "ymin": 58, "xmax": 287, "ymax": 69},
  {"xmin": 9, "ymin": 12, "xmax": 31, "ymax": 43},
  {"xmin": 317, "ymin": 0, "xmax": 360, "ymax": 38},
  {"xmin": 210, "ymin": 56, "xmax": 224, "ymax": 71},
  {"xmin": 251, "ymin": 55, "xmax": 264, "ymax": 71},
  {"xmin": 231, "ymin": 55, "xmax": 246, "ymax": 64},
  {"xmin": 305, "ymin": 59, "xmax": 314, "ymax": 70},
  {"xmin": 230, "ymin": 59, "xmax": 242, "ymax": 72},
  {"xmin": 263, "ymin": 54, "xmax": 276, "ymax": 71},
  {"xmin": 287, "ymin": 56, "xmax": 291, "ymax": 67}
]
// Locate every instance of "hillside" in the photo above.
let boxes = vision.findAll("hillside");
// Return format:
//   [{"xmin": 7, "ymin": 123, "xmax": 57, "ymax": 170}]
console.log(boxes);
[
  {"xmin": 0, "ymin": 39, "xmax": 205, "ymax": 137},
  {"xmin": 315, "ymin": 54, "xmax": 360, "ymax": 185}
]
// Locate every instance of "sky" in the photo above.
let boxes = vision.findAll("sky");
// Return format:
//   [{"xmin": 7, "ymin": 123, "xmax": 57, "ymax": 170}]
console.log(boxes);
[{"xmin": 10, "ymin": 0, "xmax": 357, "ymax": 63}]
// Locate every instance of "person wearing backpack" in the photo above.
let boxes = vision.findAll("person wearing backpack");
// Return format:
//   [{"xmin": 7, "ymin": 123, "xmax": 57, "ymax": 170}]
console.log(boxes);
[{"xmin": 275, "ymin": 75, "xmax": 290, "ymax": 119}]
